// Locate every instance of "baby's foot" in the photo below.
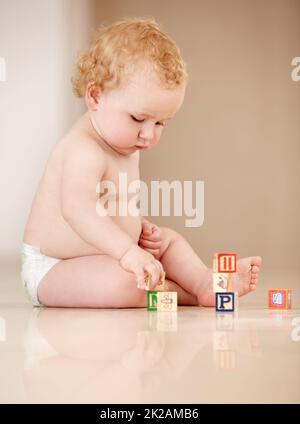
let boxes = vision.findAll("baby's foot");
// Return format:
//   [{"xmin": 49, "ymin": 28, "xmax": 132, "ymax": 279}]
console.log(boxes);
[
  {"xmin": 197, "ymin": 256, "xmax": 262, "ymax": 307},
  {"xmin": 232, "ymin": 256, "xmax": 262, "ymax": 297}
]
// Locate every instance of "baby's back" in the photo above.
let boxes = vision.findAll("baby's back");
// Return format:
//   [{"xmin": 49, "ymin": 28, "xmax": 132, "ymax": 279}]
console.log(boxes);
[{"xmin": 23, "ymin": 112, "xmax": 142, "ymax": 259}]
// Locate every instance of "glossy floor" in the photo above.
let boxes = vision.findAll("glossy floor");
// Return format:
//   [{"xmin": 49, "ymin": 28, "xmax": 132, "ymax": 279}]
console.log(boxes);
[{"xmin": 0, "ymin": 261, "xmax": 300, "ymax": 404}]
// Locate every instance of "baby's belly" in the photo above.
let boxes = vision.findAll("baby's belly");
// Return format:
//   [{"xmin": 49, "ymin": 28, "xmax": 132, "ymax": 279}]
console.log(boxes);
[{"xmin": 24, "ymin": 213, "xmax": 142, "ymax": 259}]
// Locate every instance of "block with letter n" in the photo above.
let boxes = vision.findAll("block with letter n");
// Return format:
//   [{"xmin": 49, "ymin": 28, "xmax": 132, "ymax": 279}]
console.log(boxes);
[{"xmin": 147, "ymin": 291, "xmax": 157, "ymax": 311}]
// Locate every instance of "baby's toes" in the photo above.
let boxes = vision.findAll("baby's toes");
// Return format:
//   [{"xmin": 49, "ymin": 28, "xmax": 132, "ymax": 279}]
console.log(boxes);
[
  {"xmin": 251, "ymin": 272, "xmax": 258, "ymax": 283},
  {"xmin": 252, "ymin": 256, "xmax": 262, "ymax": 268},
  {"xmin": 251, "ymin": 265, "xmax": 259, "ymax": 281}
]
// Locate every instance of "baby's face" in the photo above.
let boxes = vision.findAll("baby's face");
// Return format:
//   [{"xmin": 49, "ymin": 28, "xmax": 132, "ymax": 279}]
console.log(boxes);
[{"xmin": 88, "ymin": 69, "xmax": 185, "ymax": 155}]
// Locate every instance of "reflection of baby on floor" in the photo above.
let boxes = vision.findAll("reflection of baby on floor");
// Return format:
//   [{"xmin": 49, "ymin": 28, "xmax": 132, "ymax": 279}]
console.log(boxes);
[{"xmin": 22, "ymin": 308, "xmax": 262, "ymax": 402}]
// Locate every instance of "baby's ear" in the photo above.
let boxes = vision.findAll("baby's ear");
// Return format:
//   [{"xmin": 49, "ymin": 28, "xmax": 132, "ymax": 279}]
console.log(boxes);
[{"xmin": 85, "ymin": 83, "xmax": 102, "ymax": 111}]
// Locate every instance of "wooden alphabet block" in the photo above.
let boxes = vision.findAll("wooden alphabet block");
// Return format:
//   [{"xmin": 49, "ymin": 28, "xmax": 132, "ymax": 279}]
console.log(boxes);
[
  {"xmin": 155, "ymin": 271, "xmax": 166, "ymax": 291},
  {"xmin": 147, "ymin": 291, "xmax": 157, "ymax": 311},
  {"xmin": 268, "ymin": 289, "xmax": 292, "ymax": 310},
  {"xmin": 234, "ymin": 292, "xmax": 239, "ymax": 311},
  {"xmin": 144, "ymin": 271, "xmax": 166, "ymax": 291},
  {"xmin": 213, "ymin": 253, "xmax": 236, "ymax": 273},
  {"xmin": 157, "ymin": 292, "xmax": 177, "ymax": 312},
  {"xmin": 216, "ymin": 292, "xmax": 235, "ymax": 312},
  {"xmin": 216, "ymin": 313, "xmax": 234, "ymax": 331},
  {"xmin": 213, "ymin": 273, "xmax": 233, "ymax": 292}
]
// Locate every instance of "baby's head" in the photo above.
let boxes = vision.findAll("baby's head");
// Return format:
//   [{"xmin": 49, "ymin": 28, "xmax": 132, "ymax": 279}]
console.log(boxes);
[{"xmin": 71, "ymin": 18, "xmax": 187, "ymax": 155}]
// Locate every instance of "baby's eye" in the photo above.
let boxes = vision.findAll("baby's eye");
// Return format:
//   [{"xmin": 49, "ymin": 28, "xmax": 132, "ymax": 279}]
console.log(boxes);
[
  {"xmin": 131, "ymin": 115, "xmax": 144, "ymax": 123},
  {"xmin": 131, "ymin": 115, "xmax": 166, "ymax": 126}
]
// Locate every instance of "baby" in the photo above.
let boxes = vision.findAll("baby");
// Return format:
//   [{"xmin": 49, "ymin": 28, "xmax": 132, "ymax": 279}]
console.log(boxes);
[{"xmin": 21, "ymin": 18, "xmax": 261, "ymax": 308}]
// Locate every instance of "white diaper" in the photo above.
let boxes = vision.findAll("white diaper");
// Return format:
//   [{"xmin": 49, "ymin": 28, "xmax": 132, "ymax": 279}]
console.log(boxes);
[{"xmin": 20, "ymin": 243, "xmax": 61, "ymax": 307}]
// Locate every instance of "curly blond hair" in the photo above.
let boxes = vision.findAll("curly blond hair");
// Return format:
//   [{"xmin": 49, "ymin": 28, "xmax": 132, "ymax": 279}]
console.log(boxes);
[{"xmin": 71, "ymin": 17, "xmax": 188, "ymax": 97}]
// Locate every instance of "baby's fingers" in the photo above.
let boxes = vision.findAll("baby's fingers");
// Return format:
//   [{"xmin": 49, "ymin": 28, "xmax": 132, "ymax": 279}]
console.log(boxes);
[
  {"xmin": 134, "ymin": 267, "xmax": 147, "ymax": 290},
  {"xmin": 139, "ymin": 238, "xmax": 162, "ymax": 250},
  {"xmin": 140, "ymin": 231, "xmax": 162, "ymax": 243},
  {"xmin": 155, "ymin": 260, "xmax": 165, "ymax": 285},
  {"xmin": 142, "ymin": 248, "xmax": 161, "ymax": 260},
  {"xmin": 144, "ymin": 263, "xmax": 161, "ymax": 289}
]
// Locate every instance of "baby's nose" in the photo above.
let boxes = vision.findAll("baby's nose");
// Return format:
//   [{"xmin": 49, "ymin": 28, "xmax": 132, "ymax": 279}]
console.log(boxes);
[{"xmin": 139, "ymin": 125, "xmax": 155, "ymax": 142}]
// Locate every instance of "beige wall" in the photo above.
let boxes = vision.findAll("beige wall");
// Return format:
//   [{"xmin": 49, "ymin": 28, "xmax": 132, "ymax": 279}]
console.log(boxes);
[
  {"xmin": 0, "ymin": 0, "xmax": 96, "ymax": 259},
  {"xmin": 95, "ymin": 0, "xmax": 300, "ymax": 294}
]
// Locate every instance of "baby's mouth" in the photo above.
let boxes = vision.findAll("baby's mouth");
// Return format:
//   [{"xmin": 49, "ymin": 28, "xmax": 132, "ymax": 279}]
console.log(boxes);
[{"xmin": 135, "ymin": 142, "xmax": 149, "ymax": 149}]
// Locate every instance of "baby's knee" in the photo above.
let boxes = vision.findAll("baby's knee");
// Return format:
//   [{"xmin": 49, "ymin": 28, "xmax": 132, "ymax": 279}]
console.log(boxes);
[
  {"xmin": 120, "ymin": 271, "xmax": 147, "ymax": 308},
  {"xmin": 160, "ymin": 227, "xmax": 181, "ymax": 250}
]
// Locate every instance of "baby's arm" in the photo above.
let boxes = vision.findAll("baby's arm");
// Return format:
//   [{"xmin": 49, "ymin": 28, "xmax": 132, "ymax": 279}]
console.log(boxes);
[
  {"xmin": 61, "ymin": 141, "xmax": 133, "ymax": 259},
  {"xmin": 139, "ymin": 217, "xmax": 163, "ymax": 259},
  {"xmin": 60, "ymin": 140, "xmax": 164, "ymax": 287}
]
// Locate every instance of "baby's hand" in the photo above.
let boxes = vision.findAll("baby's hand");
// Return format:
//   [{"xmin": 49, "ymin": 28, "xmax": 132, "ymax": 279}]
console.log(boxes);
[
  {"xmin": 138, "ymin": 218, "xmax": 163, "ymax": 260},
  {"xmin": 119, "ymin": 245, "xmax": 165, "ymax": 290}
]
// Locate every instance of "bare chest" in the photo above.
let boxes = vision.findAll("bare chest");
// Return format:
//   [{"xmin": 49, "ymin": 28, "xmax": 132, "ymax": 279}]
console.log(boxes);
[{"xmin": 100, "ymin": 154, "xmax": 141, "ymax": 205}]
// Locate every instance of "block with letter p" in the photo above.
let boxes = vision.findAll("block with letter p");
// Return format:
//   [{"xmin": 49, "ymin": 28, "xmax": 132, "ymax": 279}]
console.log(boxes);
[{"xmin": 216, "ymin": 292, "xmax": 235, "ymax": 312}]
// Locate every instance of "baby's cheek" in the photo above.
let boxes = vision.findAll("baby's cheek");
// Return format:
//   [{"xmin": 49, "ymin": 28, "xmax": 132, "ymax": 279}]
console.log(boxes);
[
  {"xmin": 116, "ymin": 125, "xmax": 136, "ymax": 145},
  {"xmin": 155, "ymin": 126, "xmax": 164, "ymax": 142}
]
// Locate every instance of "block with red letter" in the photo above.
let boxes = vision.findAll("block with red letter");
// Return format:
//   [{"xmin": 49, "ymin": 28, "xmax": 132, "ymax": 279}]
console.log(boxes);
[
  {"xmin": 213, "ymin": 253, "xmax": 236, "ymax": 273},
  {"xmin": 268, "ymin": 289, "xmax": 292, "ymax": 310}
]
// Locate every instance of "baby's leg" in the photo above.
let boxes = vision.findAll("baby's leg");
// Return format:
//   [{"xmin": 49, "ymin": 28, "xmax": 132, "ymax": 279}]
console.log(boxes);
[
  {"xmin": 37, "ymin": 254, "xmax": 197, "ymax": 308},
  {"xmin": 155, "ymin": 227, "xmax": 262, "ymax": 307}
]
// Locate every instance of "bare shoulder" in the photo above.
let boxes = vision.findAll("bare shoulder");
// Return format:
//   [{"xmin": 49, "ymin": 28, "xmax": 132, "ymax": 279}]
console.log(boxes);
[{"xmin": 60, "ymin": 131, "xmax": 108, "ymax": 174}]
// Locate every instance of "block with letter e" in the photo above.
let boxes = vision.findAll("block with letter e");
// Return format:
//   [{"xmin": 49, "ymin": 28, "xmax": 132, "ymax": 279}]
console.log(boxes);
[{"xmin": 216, "ymin": 292, "xmax": 235, "ymax": 312}]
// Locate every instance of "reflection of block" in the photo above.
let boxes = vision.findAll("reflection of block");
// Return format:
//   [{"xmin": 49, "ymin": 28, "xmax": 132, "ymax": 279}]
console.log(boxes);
[
  {"xmin": 148, "ymin": 311, "xmax": 177, "ymax": 331},
  {"xmin": 217, "ymin": 350, "xmax": 236, "ymax": 369},
  {"xmin": 216, "ymin": 292, "xmax": 235, "ymax": 312},
  {"xmin": 148, "ymin": 311, "xmax": 157, "ymax": 329},
  {"xmin": 216, "ymin": 313, "xmax": 234, "ymax": 331},
  {"xmin": 157, "ymin": 292, "xmax": 177, "ymax": 312},
  {"xmin": 157, "ymin": 312, "xmax": 177, "ymax": 331},
  {"xmin": 213, "ymin": 253, "xmax": 236, "ymax": 273},
  {"xmin": 147, "ymin": 291, "xmax": 157, "ymax": 311},
  {"xmin": 213, "ymin": 331, "xmax": 231, "ymax": 351},
  {"xmin": 268, "ymin": 289, "xmax": 292, "ymax": 309},
  {"xmin": 213, "ymin": 273, "xmax": 232, "ymax": 292}
]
